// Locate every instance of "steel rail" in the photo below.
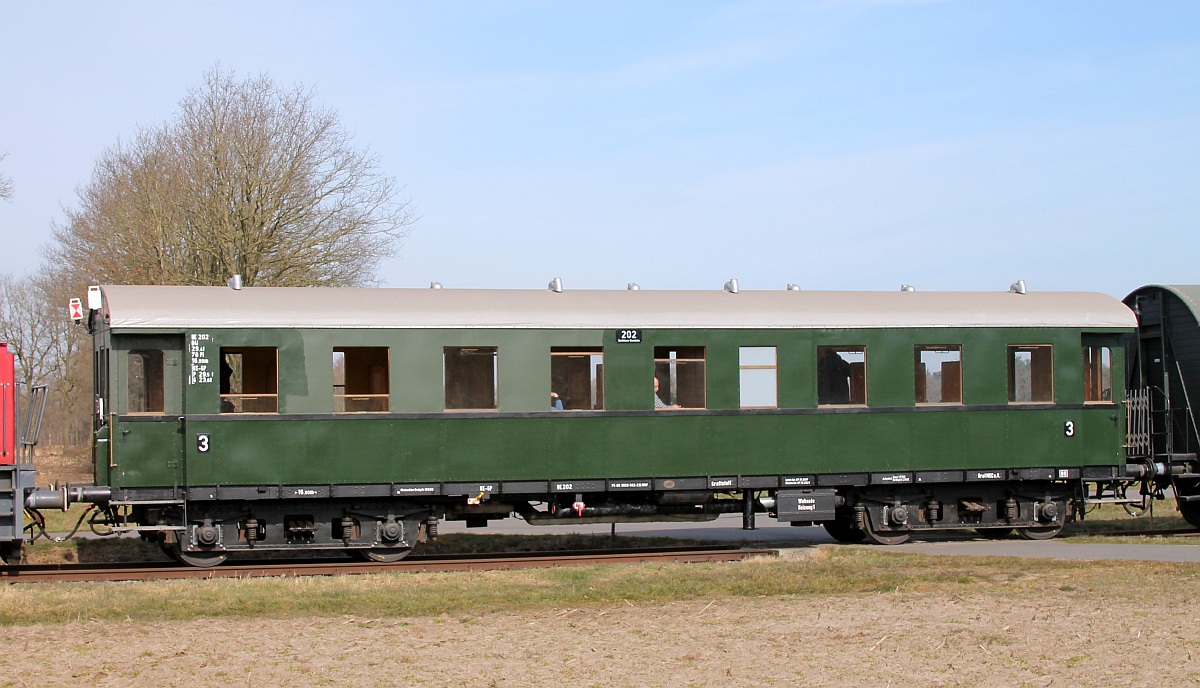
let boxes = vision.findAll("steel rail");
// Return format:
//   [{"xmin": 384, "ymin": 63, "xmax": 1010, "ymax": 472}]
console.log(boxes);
[
  {"xmin": 1082, "ymin": 528, "xmax": 1200, "ymax": 538},
  {"xmin": 1, "ymin": 546, "xmax": 777, "ymax": 584}
]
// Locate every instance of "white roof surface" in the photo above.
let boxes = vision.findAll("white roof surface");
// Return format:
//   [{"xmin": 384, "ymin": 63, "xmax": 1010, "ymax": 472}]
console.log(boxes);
[{"xmin": 98, "ymin": 285, "xmax": 1137, "ymax": 330}]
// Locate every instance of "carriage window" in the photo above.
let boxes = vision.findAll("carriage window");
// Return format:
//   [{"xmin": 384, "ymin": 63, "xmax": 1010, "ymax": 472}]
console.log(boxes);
[
  {"xmin": 551, "ymin": 348, "xmax": 603, "ymax": 410},
  {"xmin": 654, "ymin": 346, "xmax": 706, "ymax": 409},
  {"xmin": 1083, "ymin": 346, "xmax": 1112, "ymax": 403},
  {"xmin": 739, "ymin": 347, "xmax": 777, "ymax": 408},
  {"xmin": 818, "ymin": 346, "xmax": 866, "ymax": 405},
  {"xmin": 220, "ymin": 347, "xmax": 278, "ymax": 413},
  {"xmin": 915, "ymin": 346, "xmax": 962, "ymax": 404},
  {"xmin": 1009, "ymin": 345, "xmax": 1053, "ymax": 403},
  {"xmin": 444, "ymin": 347, "xmax": 498, "ymax": 410},
  {"xmin": 333, "ymin": 347, "xmax": 389, "ymax": 412},
  {"xmin": 127, "ymin": 349, "xmax": 165, "ymax": 414}
]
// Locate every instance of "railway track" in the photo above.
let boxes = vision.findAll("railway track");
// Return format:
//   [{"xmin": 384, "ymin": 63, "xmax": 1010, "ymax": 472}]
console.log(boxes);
[
  {"xmin": 1083, "ymin": 528, "xmax": 1200, "ymax": 539},
  {"xmin": 1, "ymin": 545, "xmax": 777, "ymax": 584}
]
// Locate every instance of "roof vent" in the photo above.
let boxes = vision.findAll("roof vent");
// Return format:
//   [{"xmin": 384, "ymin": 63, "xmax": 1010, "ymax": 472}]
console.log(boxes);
[
  {"xmin": 724, "ymin": 278, "xmax": 739, "ymax": 294},
  {"xmin": 430, "ymin": 281, "xmax": 443, "ymax": 289},
  {"xmin": 1009, "ymin": 280, "xmax": 1026, "ymax": 295},
  {"xmin": 227, "ymin": 275, "xmax": 243, "ymax": 291},
  {"xmin": 901, "ymin": 284, "xmax": 916, "ymax": 292},
  {"xmin": 548, "ymin": 277, "xmax": 563, "ymax": 293},
  {"xmin": 627, "ymin": 283, "xmax": 640, "ymax": 291},
  {"xmin": 786, "ymin": 284, "xmax": 801, "ymax": 291}
]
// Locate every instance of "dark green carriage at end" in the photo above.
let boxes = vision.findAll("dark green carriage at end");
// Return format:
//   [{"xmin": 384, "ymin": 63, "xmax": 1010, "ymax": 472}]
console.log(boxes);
[{"xmin": 1124, "ymin": 285, "xmax": 1200, "ymax": 528}]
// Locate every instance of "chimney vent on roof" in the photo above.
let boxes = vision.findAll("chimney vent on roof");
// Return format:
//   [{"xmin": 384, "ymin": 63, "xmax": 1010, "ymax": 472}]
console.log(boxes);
[
  {"xmin": 627, "ymin": 283, "xmax": 640, "ymax": 291},
  {"xmin": 227, "ymin": 275, "xmax": 243, "ymax": 290},
  {"xmin": 1009, "ymin": 280, "xmax": 1027, "ymax": 295},
  {"xmin": 548, "ymin": 277, "xmax": 563, "ymax": 293},
  {"xmin": 430, "ymin": 282, "xmax": 443, "ymax": 289},
  {"xmin": 786, "ymin": 284, "xmax": 801, "ymax": 291},
  {"xmin": 901, "ymin": 284, "xmax": 916, "ymax": 292},
  {"xmin": 724, "ymin": 278, "xmax": 739, "ymax": 294}
]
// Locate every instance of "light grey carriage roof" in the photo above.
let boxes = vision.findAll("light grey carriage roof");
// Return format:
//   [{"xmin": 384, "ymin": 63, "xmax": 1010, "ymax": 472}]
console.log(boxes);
[{"xmin": 97, "ymin": 285, "xmax": 1136, "ymax": 331}]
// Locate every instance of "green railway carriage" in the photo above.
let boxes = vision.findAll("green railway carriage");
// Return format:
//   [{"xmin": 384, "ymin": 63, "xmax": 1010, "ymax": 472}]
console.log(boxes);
[{"xmin": 75, "ymin": 284, "xmax": 1135, "ymax": 564}]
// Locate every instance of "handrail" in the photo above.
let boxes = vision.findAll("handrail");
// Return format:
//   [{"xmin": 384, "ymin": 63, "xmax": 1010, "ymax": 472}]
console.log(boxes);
[{"xmin": 19, "ymin": 384, "xmax": 48, "ymax": 462}]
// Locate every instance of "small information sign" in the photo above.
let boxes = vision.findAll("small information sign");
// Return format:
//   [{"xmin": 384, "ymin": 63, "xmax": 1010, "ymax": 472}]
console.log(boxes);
[{"xmin": 615, "ymin": 329, "xmax": 642, "ymax": 343}]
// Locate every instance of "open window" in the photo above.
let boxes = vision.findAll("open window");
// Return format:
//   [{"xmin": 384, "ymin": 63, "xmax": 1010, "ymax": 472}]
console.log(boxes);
[
  {"xmin": 1083, "ymin": 345, "xmax": 1112, "ymax": 403},
  {"xmin": 915, "ymin": 346, "xmax": 962, "ymax": 404},
  {"xmin": 739, "ymin": 346, "xmax": 777, "ymax": 408},
  {"xmin": 220, "ymin": 347, "xmax": 278, "ymax": 413},
  {"xmin": 1009, "ymin": 345, "xmax": 1053, "ymax": 403},
  {"xmin": 654, "ymin": 346, "xmax": 705, "ymax": 409},
  {"xmin": 333, "ymin": 347, "xmax": 389, "ymax": 412},
  {"xmin": 817, "ymin": 346, "xmax": 866, "ymax": 405},
  {"xmin": 127, "ymin": 349, "xmax": 165, "ymax": 414},
  {"xmin": 444, "ymin": 347, "xmax": 498, "ymax": 410},
  {"xmin": 551, "ymin": 348, "xmax": 603, "ymax": 410}
]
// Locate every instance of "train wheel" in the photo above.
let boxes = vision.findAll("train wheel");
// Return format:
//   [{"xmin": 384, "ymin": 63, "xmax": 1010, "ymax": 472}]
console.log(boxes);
[
  {"xmin": 1178, "ymin": 500, "xmax": 1200, "ymax": 530},
  {"xmin": 975, "ymin": 527, "xmax": 1014, "ymax": 540},
  {"xmin": 1015, "ymin": 523, "xmax": 1063, "ymax": 540},
  {"xmin": 822, "ymin": 519, "xmax": 866, "ymax": 543},
  {"xmin": 0, "ymin": 542, "xmax": 21, "ymax": 565},
  {"xmin": 1016, "ymin": 499, "xmax": 1068, "ymax": 540},
  {"xmin": 354, "ymin": 547, "xmax": 412, "ymax": 563},
  {"xmin": 169, "ymin": 543, "xmax": 228, "ymax": 568},
  {"xmin": 860, "ymin": 511, "xmax": 911, "ymax": 545},
  {"xmin": 1015, "ymin": 525, "xmax": 1061, "ymax": 540}
]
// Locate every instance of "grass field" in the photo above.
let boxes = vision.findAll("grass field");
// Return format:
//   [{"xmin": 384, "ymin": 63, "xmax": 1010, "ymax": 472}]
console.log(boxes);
[{"xmin": 3, "ymin": 545, "xmax": 1198, "ymax": 628}]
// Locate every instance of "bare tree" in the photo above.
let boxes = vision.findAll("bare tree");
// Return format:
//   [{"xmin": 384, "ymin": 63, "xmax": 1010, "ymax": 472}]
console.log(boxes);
[
  {"xmin": 0, "ymin": 152, "xmax": 12, "ymax": 200},
  {"xmin": 49, "ymin": 67, "xmax": 415, "ymax": 288},
  {"xmin": 0, "ymin": 273, "xmax": 56, "ymax": 388},
  {"xmin": 0, "ymin": 271, "xmax": 90, "ymax": 446}
]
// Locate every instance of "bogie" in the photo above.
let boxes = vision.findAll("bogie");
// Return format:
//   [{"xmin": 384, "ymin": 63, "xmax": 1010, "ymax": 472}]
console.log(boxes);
[
  {"xmin": 146, "ymin": 502, "xmax": 431, "ymax": 566},
  {"xmin": 825, "ymin": 483, "xmax": 1076, "ymax": 544}
]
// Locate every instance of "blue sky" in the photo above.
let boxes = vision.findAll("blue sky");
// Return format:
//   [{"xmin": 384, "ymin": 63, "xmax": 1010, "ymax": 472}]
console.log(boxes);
[{"xmin": 1, "ymin": 1, "xmax": 1196, "ymax": 297}]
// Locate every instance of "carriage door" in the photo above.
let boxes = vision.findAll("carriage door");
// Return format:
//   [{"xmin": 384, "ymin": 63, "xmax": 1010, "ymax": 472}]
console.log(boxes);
[
  {"xmin": 113, "ymin": 336, "xmax": 185, "ymax": 489},
  {"xmin": 93, "ymin": 339, "xmax": 111, "ymax": 486}
]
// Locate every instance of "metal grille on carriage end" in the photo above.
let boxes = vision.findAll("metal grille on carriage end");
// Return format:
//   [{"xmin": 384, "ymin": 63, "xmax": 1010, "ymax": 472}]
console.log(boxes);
[{"xmin": 1125, "ymin": 388, "xmax": 1152, "ymax": 457}]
